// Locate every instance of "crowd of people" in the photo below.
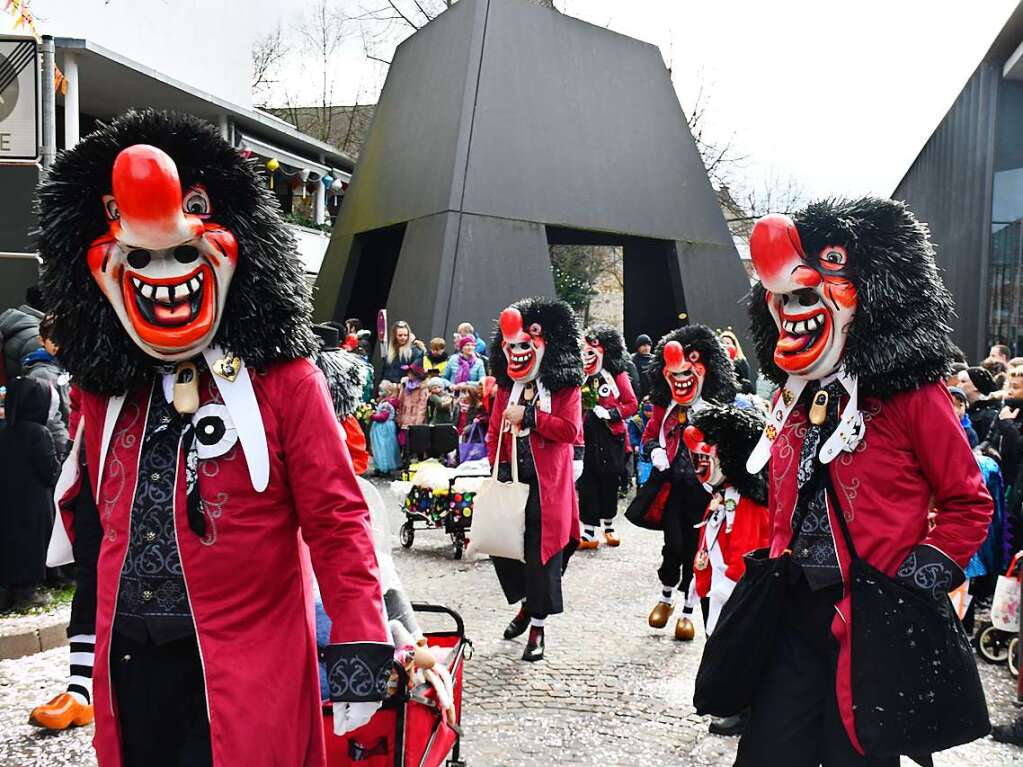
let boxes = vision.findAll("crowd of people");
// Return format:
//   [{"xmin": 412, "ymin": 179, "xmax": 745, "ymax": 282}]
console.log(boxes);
[{"xmin": 0, "ymin": 110, "xmax": 1016, "ymax": 767}]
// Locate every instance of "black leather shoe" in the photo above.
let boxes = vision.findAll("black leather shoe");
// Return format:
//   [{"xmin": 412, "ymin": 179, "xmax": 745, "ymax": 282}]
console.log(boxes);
[
  {"xmin": 522, "ymin": 627, "xmax": 545, "ymax": 662},
  {"xmin": 708, "ymin": 713, "xmax": 746, "ymax": 737},
  {"xmin": 503, "ymin": 608, "xmax": 530, "ymax": 640},
  {"xmin": 992, "ymin": 717, "xmax": 1023, "ymax": 745}
]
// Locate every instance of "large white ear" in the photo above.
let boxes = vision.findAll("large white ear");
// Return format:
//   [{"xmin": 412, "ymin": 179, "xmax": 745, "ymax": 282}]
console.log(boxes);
[{"xmin": 202, "ymin": 346, "xmax": 269, "ymax": 492}]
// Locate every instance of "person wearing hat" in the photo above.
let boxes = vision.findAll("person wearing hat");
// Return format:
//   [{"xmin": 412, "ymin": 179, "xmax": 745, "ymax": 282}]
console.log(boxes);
[
  {"xmin": 957, "ymin": 366, "xmax": 1000, "ymax": 443},
  {"xmin": 631, "ymin": 333, "xmax": 655, "ymax": 400},
  {"xmin": 444, "ymin": 335, "xmax": 485, "ymax": 387},
  {"xmin": 397, "ymin": 361, "xmax": 430, "ymax": 431},
  {"xmin": 948, "ymin": 386, "xmax": 978, "ymax": 448}
]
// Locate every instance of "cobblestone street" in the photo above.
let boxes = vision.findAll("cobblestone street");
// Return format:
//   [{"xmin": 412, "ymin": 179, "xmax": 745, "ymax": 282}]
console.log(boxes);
[{"xmin": 2, "ymin": 482, "xmax": 1023, "ymax": 766}]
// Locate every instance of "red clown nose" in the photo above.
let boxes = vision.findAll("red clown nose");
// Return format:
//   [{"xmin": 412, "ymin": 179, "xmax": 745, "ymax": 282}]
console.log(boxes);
[
  {"xmin": 110, "ymin": 144, "xmax": 203, "ymax": 250},
  {"xmin": 663, "ymin": 340, "xmax": 684, "ymax": 370},
  {"xmin": 500, "ymin": 307, "xmax": 525, "ymax": 340},
  {"xmin": 750, "ymin": 213, "xmax": 812, "ymax": 288},
  {"xmin": 683, "ymin": 425, "xmax": 706, "ymax": 452}
]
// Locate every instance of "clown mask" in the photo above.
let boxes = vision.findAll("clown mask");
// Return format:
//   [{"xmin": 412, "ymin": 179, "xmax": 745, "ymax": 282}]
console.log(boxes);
[
  {"xmin": 662, "ymin": 340, "xmax": 704, "ymax": 406},
  {"xmin": 751, "ymin": 214, "xmax": 857, "ymax": 380},
  {"xmin": 86, "ymin": 144, "xmax": 238, "ymax": 361},
  {"xmin": 582, "ymin": 335, "xmax": 604, "ymax": 378},
  {"xmin": 684, "ymin": 426, "xmax": 723, "ymax": 487},
  {"xmin": 500, "ymin": 307, "xmax": 545, "ymax": 382}
]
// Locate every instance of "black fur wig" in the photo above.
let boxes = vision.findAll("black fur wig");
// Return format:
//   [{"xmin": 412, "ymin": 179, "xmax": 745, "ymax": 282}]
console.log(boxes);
[
  {"xmin": 583, "ymin": 323, "xmax": 628, "ymax": 376},
  {"xmin": 490, "ymin": 296, "xmax": 583, "ymax": 392},
  {"xmin": 314, "ymin": 349, "xmax": 365, "ymax": 420},
  {"xmin": 648, "ymin": 324, "xmax": 738, "ymax": 407},
  {"xmin": 689, "ymin": 404, "xmax": 768, "ymax": 506},
  {"xmin": 36, "ymin": 109, "xmax": 319, "ymax": 395},
  {"xmin": 749, "ymin": 197, "xmax": 956, "ymax": 400}
]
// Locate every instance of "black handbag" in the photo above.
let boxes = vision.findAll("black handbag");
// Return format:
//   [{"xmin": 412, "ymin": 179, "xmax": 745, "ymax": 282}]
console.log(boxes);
[
  {"xmin": 694, "ymin": 475, "xmax": 829, "ymax": 717},
  {"xmin": 826, "ymin": 485, "xmax": 990, "ymax": 757}
]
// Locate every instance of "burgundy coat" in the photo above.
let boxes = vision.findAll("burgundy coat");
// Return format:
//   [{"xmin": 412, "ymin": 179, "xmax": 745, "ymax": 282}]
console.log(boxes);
[
  {"xmin": 765, "ymin": 382, "xmax": 992, "ymax": 753},
  {"xmin": 486, "ymin": 385, "xmax": 583, "ymax": 564},
  {"xmin": 61, "ymin": 359, "xmax": 389, "ymax": 767}
]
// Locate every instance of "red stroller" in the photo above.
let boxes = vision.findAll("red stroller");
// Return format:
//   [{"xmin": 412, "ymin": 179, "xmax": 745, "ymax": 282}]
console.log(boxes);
[{"xmin": 323, "ymin": 603, "xmax": 470, "ymax": 767}]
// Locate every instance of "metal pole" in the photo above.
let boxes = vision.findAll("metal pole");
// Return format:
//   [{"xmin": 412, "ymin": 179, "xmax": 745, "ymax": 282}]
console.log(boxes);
[
  {"xmin": 62, "ymin": 52, "xmax": 79, "ymax": 149},
  {"xmin": 40, "ymin": 35, "xmax": 56, "ymax": 169}
]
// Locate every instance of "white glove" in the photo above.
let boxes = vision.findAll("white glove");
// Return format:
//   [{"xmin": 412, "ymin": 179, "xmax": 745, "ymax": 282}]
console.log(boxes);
[
  {"xmin": 423, "ymin": 663, "xmax": 457, "ymax": 725},
  {"xmin": 651, "ymin": 447, "xmax": 670, "ymax": 472},
  {"xmin": 572, "ymin": 459, "xmax": 584, "ymax": 481},
  {"xmin": 592, "ymin": 405, "xmax": 611, "ymax": 420},
  {"xmin": 333, "ymin": 700, "xmax": 381, "ymax": 735}
]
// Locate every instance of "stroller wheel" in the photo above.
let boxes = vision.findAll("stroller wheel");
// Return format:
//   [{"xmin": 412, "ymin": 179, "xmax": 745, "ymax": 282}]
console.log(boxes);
[
  {"xmin": 399, "ymin": 520, "xmax": 415, "ymax": 549},
  {"xmin": 978, "ymin": 623, "xmax": 1011, "ymax": 664},
  {"xmin": 1010, "ymin": 637, "xmax": 1020, "ymax": 678}
]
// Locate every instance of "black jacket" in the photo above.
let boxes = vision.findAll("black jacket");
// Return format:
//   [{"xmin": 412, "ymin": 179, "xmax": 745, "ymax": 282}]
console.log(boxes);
[
  {"xmin": 0, "ymin": 304, "xmax": 43, "ymax": 382},
  {"xmin": 0, "ymin": 377, "xmax": 60, "ymax": 587}
]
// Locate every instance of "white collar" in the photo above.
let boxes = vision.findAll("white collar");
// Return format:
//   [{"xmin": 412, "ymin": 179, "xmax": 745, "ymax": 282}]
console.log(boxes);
[{"xmin": 746, "ymin": 369, "xmax": 863, "ymax": 473}]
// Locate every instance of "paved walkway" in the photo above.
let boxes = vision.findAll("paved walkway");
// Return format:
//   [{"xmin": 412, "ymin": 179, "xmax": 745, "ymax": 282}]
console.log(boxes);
[{"xmin": 2, "ymin": 482, "xmax": 1022, "ymax": 766}]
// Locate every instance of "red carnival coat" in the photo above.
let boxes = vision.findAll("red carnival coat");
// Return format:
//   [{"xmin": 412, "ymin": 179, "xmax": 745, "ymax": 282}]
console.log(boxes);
[
  {"xmin": 693, "ymin": 492, "xmax": 770, "ymax": 598},
  {"xmin": 640, "ymin": 402, "xmax": 686, "ymax": 460},
  {"xmin": 765, "ymin": 382, "xmax": 992, "ymax": 753},
  {"xmin": 588, "ymin": 370, "xmax": 638, "ymax": 437},
  {"xmin": 61, "ymin": 359, "xmax": 389, "ymax": 767},
  {"xmin": 486, "ymin": 385, "xmax": 583, "ymax": 564}
]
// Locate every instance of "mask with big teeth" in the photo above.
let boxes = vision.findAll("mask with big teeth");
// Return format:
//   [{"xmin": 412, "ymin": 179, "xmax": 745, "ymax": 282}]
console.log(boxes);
[
  {"xmin": 500, "ymin": 307, "xmax": 545, "ymax": 382},
  {"xmin": 582, "ymin": 335, "xmax": 604, "ymax": 377},
  {"xmin": 86, "ymin": 144, "xmax": 238, "ymax": 361},
  {"xmin": 683, "ymin": 426, "xmax": 723, "ymax": 487},
  {"xmin": 662, "ymin": 340, "xmax": 705, "ymax": 406},
  {"xmin": 751, "ymin": 213, "xmax": 857, "ymax": 380}
]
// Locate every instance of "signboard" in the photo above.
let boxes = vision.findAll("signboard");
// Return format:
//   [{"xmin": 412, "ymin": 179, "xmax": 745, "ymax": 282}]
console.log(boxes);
[
  {"xmin": 0, "ymin": 36, "xmax": 38, "ymax": 161},
  {"xmin": 377, "ymin": 309, "xmax": 388, "ymax": 358}
]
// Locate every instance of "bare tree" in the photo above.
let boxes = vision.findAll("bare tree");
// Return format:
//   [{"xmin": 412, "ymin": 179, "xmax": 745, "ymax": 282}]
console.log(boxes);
[
  {"xmin": 251, "ymin": 28, "xmax": 286, "ymax": 105},
  {"xmin": 295, "ymin": 0, "xmax": 351, "ymax": 142},
  {"xmin": 681, "ymin": 73, "xmax": 747, "ymax": 189}
]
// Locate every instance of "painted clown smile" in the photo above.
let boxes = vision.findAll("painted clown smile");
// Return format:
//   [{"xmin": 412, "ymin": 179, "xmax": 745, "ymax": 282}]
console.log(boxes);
[
  {"xmin": 692, "ymin": 452, "xmax": 714, "ymax": 484},
  {"xmin": 582, "ymin": 347, "xmax": 602, "ymax": 377},
  {"xmin": 126, "ymin": 264, "xmax": 210, "ymax": 329},
  {"xmin": 507, "ymin": 346, "xmax": 536, "ymax": 376},
  {"xmin": 669, "ymin": 372, "xmax": 699, "ymax": 403},
  {"xmin": 775, "ymin": 307, "xmax": 831, "ymax": 362}
]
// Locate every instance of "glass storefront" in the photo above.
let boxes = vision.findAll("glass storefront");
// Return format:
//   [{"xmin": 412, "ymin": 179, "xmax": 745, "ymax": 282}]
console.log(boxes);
[{"xmin": 989, "ymin": 80, "xmax": 1023, "ymax": 354}]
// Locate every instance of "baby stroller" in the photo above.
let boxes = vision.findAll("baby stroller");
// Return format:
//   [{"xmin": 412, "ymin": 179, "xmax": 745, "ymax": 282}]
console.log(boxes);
[
  {"xmin": 323, "ymin": 603, "xmax": 470, "ymax": 767},
  {"xmin": 398, "ymin": 466, "xmax": 485, "ymax": 560},
  {"xmin": 976, "ymin": 551, "xmax": 1022, "ymax": 673}
]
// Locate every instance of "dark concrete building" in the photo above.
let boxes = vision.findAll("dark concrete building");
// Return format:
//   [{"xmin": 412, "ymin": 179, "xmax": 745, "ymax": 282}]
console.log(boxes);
[
  {"xmin": 314, "ymin": 0, "xmax": 750, "ymax": 351},
  {"xmin": 895, "ymin": 2, "xmax": 1023, "ymax": 360}
]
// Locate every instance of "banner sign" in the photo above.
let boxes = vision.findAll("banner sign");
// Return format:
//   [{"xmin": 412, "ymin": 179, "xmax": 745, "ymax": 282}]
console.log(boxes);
[{"xmin": 0, "ymin": 35, "xmax": 37, "ymax": 160}]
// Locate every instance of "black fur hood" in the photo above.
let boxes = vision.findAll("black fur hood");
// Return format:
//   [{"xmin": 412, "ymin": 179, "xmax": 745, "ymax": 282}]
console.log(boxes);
[
  {"xmin": 490, "ymin": 296, "xmax": 583, "ymax": 391},
  {"xmin": 36, "ymin": 109, "xmax": 319, "ymax": 395},
  {"xmin": 689, "ymin": 403, "xmax": 768, "ymax": 506},
  {"xmin": 583, "ymin": 323, "xmax": 628, "ymax": 376},
  {"xmin": 648, "ymin": 324, "xmax": 737, "ymax": 407},
  {"xmin": 749, "ymin": 197, "xmax": 956, "ymax": 400}
]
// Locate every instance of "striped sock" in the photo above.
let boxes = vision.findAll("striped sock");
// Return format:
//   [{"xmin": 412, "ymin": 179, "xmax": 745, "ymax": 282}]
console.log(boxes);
[
  {"xmin": 529, "ymin": 617, "xmax": 546, "ymax": 628},
  {"xmin": 582, "ymin": 525, "xmax": 597, "ymax": 541},
  {"xmin": 659, "ymin": 587, "xmax": 674, "ymax": 605},
  {"xmin": 67, "ymin": 634, "xmax": 95, "ymax": 705},
  {"xmin": 601, "ymin": 518, "xmax": 615, "ymax": 533}
]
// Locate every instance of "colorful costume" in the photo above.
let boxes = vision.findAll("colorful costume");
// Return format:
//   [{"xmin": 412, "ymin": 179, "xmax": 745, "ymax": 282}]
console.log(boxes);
[
  {"xmin": 577, "ymin": 324, "xmax": 638, "ymax": 549},
  {"xmin": 625, "ymin": 325, "xmax": 737, "ymax": 641},
  {"xmin": 736, "ymin": 198, "xmax": 993, "ymax": 764},
  {"xmin": 486, "ymin": 297, "xmax": 583, "ymax": 662},
  {"xmin": 684, "ymin": 404, "xmax": 769, "ymax": 636},
  {"xmin": 36, "ymin": 110, "xmax": 391, "ymax": 766}
]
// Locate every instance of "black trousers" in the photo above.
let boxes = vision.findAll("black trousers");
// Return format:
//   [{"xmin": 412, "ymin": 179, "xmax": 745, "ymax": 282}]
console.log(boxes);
[
  {"xmin": 735, "ymin": 574, "xmax": 898, "ymax": 767},
  {"xmin": 110, "ymin": 632, "xmax": 212, "ymax": 767},
  {"xmin": 577, "ymin": 469, "xmax": 620, "ymax": 527},
  {"xmin": 492, "ymin": 481, "xmax": 564, "ymax": 619},
  {"xmin": 657, "ymin": 499, "xmax": 699, "ymax": 592}
]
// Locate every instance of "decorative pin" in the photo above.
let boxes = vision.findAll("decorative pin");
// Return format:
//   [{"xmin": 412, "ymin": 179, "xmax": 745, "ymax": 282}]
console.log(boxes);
[
  {"xmin": 695, "ymin": 550, "xmax": 709, "ymax": 571},
  {"xmin": 172, "ymin": 361, "xmax": 199, "ymax": 415},
  {"xmin": 781, "ymin": 388, "xmax": 794, "ymax": 407},
  {"xmin": 212, "ymin": 354, "xmax": 241, "ymax": 383},
  {"xmin": 766, "ymin": 424, "xmax": 778, "ymax": 441},
  {"xmin": 809, "ymin": 390, "xmax": 829, "ymax": 426}
]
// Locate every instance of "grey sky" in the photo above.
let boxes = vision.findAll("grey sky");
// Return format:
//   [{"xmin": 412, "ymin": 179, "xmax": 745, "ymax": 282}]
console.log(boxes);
[{"xmin": 271, "ymin": 0, "xmax": 1019, "ymax": 200}]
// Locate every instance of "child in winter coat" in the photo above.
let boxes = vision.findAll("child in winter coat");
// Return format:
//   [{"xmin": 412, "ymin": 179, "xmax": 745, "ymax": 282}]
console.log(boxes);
[
  {"xmin": 370, "ymin": 382, "xmax": 401, "ymax": 476},
  {"xmin": 427, "ymin": 378, "xmax": 455, "ymax": 426},
  {"xmin": 424, "ymin": 338, "xmax": 449, "ymax": 378},
  {"xmin": 397, "ymin": 363, "xmax": 429, "ymax": 429}
]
